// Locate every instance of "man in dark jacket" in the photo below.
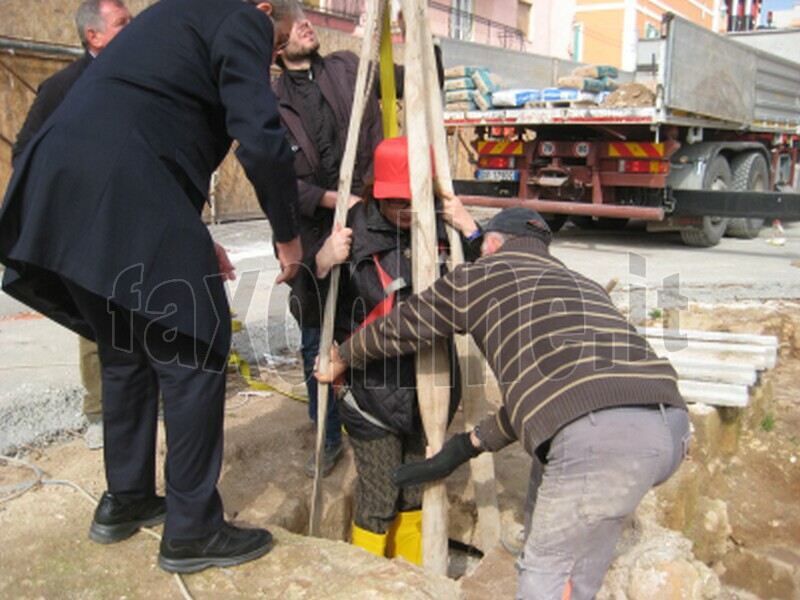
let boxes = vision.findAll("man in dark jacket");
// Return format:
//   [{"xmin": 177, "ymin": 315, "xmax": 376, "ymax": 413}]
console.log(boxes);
[
  {"xmin": 11, "ymin": 0, "xmax": 132, "ymax": 167},
  {"xmin": 318, "ymin": 207, "xmax": 690, "ymax": 599},
  {"xmin": 11, "ymin": 0, "xmax": 132, "ymax": 450},
  {"xmin": 0, "ymin": 0, "xmax": 302, "ymax": 574},
  {"xmin": 273, "ymin": 15, "xmax": 384, "ymax": 477}
]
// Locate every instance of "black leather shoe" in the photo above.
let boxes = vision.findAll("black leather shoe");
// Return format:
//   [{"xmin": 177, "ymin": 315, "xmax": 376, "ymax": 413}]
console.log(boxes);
[
  {"xmin": 89, "ymin": 492, "xmax": 166, "ymax": 544},
  {"xmin": 158, "ymin": 523, "xmax": 273, "ymax": 574}
]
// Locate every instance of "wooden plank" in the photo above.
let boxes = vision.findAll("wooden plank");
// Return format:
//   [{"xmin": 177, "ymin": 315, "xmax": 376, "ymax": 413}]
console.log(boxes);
[
  {"xmin": 678, "ymin": 380, "xmax": 750, "ymax": 408},
  {"xmin": 403, "ymin": 0, "xmax": 450, "ymax": 574},
  {"xmin": 309, "ymin": 0, "xmax": 384, "ymax": 537},
  {"xmin": 418, "ymin": 11, "xmax": 501, "ymax": 553},
  {"xmin": 668, "ymin": 357, "xmax": 758, "ymax": 386}
]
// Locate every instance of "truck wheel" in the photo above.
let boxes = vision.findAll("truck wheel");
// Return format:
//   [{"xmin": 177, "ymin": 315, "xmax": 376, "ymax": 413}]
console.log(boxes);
[
  {"xmin": 679, "ymin": 155, "xmax": 731, "ymax": 247},
  {"xmin": 727, "ymin": 152, "xmax": 768, "ymax": 239}
]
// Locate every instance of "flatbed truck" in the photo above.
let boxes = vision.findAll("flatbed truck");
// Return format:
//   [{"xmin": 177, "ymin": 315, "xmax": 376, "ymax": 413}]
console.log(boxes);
[{"xmin": 446, "ymin": 14, "xmax": 800, "ymax": 246}]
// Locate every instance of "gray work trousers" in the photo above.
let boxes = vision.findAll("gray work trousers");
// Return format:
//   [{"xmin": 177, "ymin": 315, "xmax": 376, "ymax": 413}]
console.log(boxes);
[{"xmin": 516, "ymin": 404, "xmax": 690, "ymax": 600}]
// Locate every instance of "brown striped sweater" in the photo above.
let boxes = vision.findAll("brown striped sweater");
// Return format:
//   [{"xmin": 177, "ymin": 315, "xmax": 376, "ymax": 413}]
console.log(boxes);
[{"xmin": 339, "ymin": 236, "xmax": 686, "ymax": 457}]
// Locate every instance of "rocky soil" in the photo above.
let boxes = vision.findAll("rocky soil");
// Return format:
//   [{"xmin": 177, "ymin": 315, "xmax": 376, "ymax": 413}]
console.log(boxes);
[{"xmin": 0, "ymin": 302, "xmax": 798, "ymax": 598}]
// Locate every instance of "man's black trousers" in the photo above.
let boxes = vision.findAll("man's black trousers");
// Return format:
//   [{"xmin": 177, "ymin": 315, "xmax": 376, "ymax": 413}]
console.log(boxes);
[{"xmin": 63, "ymin": 278, "xmax": 226, "ymax": 540}]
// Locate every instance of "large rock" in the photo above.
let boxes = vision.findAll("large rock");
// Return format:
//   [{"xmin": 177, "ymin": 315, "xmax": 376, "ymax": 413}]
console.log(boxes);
[
  {"xmin": 599, "ymin": 503, "xmax": 721, "ymax": 600},
  {"xmin": 460, "ymin": 546, "xmax": 517, "ymax": 599},
  {"xmin": 230, "ymin": 527, "xmax": 464, "ymax": 599},
  {"xmin": 685, "ymin": 496, "xmax": 732, "ymax": 566},
  {"xmin": 722, "ymin": 546, "xmax": 800, "ymax": 600}
]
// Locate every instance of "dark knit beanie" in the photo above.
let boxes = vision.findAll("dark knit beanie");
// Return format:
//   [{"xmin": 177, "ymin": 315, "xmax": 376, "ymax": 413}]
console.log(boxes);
[{"xmin": 483, "ymin": 207, "xmax": 552, "ymax": 245}]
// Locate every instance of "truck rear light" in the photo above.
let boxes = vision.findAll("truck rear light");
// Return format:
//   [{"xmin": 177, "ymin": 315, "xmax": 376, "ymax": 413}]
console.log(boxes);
[
  {"xmin": 479, "ymin": 156, "xmax": 515, "ymax": 169},
  {"xmin": 621, "ymin": 160, "xmax": 669, "ymax": 174}
]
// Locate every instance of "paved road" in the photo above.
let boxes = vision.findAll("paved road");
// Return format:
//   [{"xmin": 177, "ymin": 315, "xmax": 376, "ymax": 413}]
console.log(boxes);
[{"xmin": 1, "ymin": 216, "xmax": 797, "ymax": 452}]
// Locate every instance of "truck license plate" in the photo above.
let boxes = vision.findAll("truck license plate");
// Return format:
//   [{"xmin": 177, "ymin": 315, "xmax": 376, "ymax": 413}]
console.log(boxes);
[{"xmin": 476, "ymin": 169, "xmax": 520, "ymax": 181}]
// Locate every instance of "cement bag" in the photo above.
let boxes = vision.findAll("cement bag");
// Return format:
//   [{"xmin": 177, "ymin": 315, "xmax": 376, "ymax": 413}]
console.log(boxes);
[
  {"xmin": 445, "ymin": 89, "xmax": 476, "ymax": 103},
  {"xmin": 473, "ymin": 91, "xmax": 492, "ymax": 110},
  {"xmin": 444, "ymin": 77, "xmax": 476, "ymax": 91},
  {"xmin": 445, "ymin": 101, "xmax": 476, "ymax": 111},
  {"xmin": 556, "ymin": 76, "xmax": 605, "ymax": 93},
  {"xmin": 492, "ymin": 88, "xmax": 541, "ymax": 107},
  {"xmin": 542, "ymin": 88, "xmax": 598, "ymax": 103},
  {"xmin": 472, "ymin": 69, "xmax": 501, "ymax": 95},
  {"xmin": 444, "ymin": 65, "xmax": 480, "ymax": 78},
  {"xmin": 601, "ymin": 77, "xmax": 619, "ymax": 91},
  {"xmin": 571, "ymin": 65, "xmax": 619, "ymax": 79}
]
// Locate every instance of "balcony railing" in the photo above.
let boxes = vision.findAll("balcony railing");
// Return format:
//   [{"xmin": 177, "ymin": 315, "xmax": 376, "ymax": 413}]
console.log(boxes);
[{"xmin": 300, "ymin": 1, "xmax": 527, "ymax": 51}]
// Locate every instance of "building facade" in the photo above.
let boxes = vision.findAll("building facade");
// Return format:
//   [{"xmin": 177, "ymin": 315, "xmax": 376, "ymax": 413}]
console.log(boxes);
[
  {"xmin": 568, "ymin": 0, "xmax": 721, "ymax": 69},
  {"xmin": 302, "ymin": 1, "xmax": 737, "ymax": 70}
]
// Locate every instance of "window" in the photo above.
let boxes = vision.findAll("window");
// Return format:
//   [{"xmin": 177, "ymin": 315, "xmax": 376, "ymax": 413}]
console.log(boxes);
[{"xmin": 450, "ymin": 0, "xmax": 474, "ymax": 41}]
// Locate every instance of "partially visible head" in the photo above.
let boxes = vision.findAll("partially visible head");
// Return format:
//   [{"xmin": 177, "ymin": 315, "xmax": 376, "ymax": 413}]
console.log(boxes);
[
  {"xmin": 372, "ymin": 137, "xmax": 415, "ymax": 230},
  {"xmin": 247, "ymin": 0, "xmax": 304, "ymax": 52},
  {"xmin": 75, "ymin": 0, "xmax": 131, "ymax": 55},
  {"xmin": 371, "ymin": 137, "xmax": 439, "ymax": 231},
  {"xmin": 481, "ymin": 207, "xmax": 552, "ymax": 256},
  {"xmin": 277, "ymin": 15, "xmax": 319, "ymax": 66}
]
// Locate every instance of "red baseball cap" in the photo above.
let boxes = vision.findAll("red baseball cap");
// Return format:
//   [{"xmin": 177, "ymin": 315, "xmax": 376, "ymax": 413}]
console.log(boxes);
[{"xmin": 373, "ymin": 137, "xmax": 434, "ymax": 200}]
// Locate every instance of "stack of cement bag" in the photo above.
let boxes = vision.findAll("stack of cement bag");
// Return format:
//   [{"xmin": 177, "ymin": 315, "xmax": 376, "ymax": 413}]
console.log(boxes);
[
  {"xmin": 444, "ymin": 66, "xmax": 502, "ymax": 111},
  {"xmin": 491, "ymin": 64, "xmax": 620, "ymax": 109},
  {"xmin": 548, "ymin": 64, "xmax": 620, "ymax": 105}
]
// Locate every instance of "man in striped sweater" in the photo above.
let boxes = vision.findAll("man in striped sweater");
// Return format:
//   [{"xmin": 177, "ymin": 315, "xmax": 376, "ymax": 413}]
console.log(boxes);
[{"xmin": 317, "ymin": 207, "xmax": 689, "ymax": 599}]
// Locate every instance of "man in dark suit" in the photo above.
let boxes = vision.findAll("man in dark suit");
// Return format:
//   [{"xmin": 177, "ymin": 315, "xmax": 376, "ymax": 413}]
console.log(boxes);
[
  {"xmin": 11, "ymin": 0, "xmax": 132, "ymax": 166},
  {"xmin": 11, "ymin": 0, "xmax": 132, "ymax": 451},
  {"xmin": 0, "ymin": 0, "xmax": 303, "ymax": 574}
]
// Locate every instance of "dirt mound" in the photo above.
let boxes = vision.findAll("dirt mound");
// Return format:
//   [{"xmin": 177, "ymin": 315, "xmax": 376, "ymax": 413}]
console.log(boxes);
[{"xmin": 601, "ymin": 82, "xmax": 656, "ymax": 108}]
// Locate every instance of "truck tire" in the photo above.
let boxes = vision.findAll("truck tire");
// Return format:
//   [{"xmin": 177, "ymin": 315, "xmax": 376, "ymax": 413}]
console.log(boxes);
[
  {"xmin": 727, "ymin": 152, "xmax": 768, "ymax": 239},
  {"xmin": 680, "ymin": 155, "xmax": 731, "ymax": 247}
]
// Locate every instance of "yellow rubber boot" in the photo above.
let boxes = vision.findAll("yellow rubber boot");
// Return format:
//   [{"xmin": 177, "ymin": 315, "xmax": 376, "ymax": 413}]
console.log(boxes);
[
  {"xmin": 386, "ymin": 510, "xmax": 422, "ymax": 565},
  {"xmin": 351, "ymin": 523, "xmax": 388, "ymax": 557}
]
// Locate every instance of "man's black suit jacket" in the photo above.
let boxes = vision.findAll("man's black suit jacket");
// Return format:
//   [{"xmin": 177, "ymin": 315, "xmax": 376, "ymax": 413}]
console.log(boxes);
[
  {"xmin": 0, "ymin": 0, "xmax": 299, "ymax": 360},
  {"xmin": 11, "ymin": 53, "xmax": 93, "ymax": 168}
]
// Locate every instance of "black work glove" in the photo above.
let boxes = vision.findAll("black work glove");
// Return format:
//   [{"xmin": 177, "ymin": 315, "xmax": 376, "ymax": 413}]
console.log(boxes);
[{"xmin": 392, "ymin": 432, "xmax": 483, "ymax": 488}]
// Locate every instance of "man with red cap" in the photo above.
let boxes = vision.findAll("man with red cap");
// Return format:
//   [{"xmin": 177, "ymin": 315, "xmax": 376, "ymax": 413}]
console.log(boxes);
[
  {"xmin": 312, "ymin": 136, "xmax": 481, "ymax": 562},
  {"xmin": 318, "ymin": 205, "xmax": 689, "ymax": 598}
]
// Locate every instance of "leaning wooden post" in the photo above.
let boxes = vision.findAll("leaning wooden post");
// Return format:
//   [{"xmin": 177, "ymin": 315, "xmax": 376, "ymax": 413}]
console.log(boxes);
[
  {"xmin": 416, "ymin": 11, "xmax": 502, "ymax": 553},
  {"xmin": 309, "ymin": 0, "xmax": 385, "ymax": 537},
  {"xmin": 402, "ymin": 0, "xmax": 450, "ymax": 574}
]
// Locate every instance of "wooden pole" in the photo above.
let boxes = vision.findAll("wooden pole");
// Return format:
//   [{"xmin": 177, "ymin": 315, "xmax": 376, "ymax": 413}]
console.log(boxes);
[
  {"xmin": 309, "ymin": 0, "xmax": 386, "ymax": 537},
  {"xmin": 416, "ymin": 11, "xmax": 502, "ymax": 553},
  {"xmin": 402, "ymin": 0, "xmax": 450, "ymax": 574}
]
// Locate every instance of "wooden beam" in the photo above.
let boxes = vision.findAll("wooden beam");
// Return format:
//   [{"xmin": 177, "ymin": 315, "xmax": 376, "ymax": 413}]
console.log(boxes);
[
  {"xmin": 417, "ymin": 11, "xmax": 501, "ymax": 553},
  {"xmin": 403, "ymin": 0, "xmax": 450, "ymax": 574},
  {"xmin": 309, "ymin": 0, "xmax": 385, "ymax": 537}
]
